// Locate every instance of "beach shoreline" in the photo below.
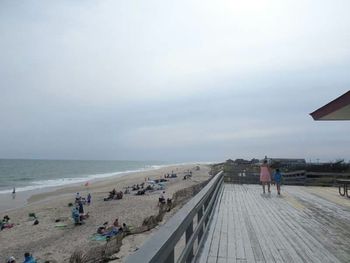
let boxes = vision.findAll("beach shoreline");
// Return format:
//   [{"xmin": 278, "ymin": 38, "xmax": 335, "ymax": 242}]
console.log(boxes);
[
  {"xmin": 0, "ymin": 163, "xmax": 212, "ymax": 262},
  {"xmin": 0, "ymin": 162, "xmax": 203, "ymax": 213}
]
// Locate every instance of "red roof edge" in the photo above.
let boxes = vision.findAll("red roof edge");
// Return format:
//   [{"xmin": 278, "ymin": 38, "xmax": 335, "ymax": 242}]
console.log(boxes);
[{"xmin": 310, "ymin": 90, "xmax": 350, "ymax": 120}]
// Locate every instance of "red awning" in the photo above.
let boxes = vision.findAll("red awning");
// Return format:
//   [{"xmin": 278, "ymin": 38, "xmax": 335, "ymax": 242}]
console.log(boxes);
[{"xmin": 310, "ymin": 90, "xmax": 350, "ymax": 120}]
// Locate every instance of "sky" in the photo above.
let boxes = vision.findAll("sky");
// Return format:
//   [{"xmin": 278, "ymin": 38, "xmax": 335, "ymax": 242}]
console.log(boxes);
[{"xmin": 0, "ymin": 0, "xmax": 350, "ymax": 162}]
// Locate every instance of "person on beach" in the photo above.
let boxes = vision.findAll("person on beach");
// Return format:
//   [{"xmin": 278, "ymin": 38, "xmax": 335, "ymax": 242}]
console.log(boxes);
[
  {"xmin": 273, "ymin": 168, "xmax": 283, "ymax": 195},
  {"xmin": 71, "ymin": 207, "xmax": 81, "ymax": 225},
  {"xmin": 23, "ymin": 252, "xmax": 37, "ymax": 263},
  {"xmin": 260, "ymin": 159, "xmax": 271, "ymax": 194},
  {"xmin": 75, "ymin": 192, "xmax": 81, "ymax": 203},
  {"xmin": 12, "ymin": 187, "xmax": 16, "ymax": 199},
  {"xmin": 159, "ymin": 191, "xmax": 166, "ymax": 205},
  {"xmin": 3, "ymin": 215, "xmax": 10, "ymax": 223},
  {"xmin": 78, "ymin": 200, "xmax": 84, "ymax": 214},
  {"xmin": 113, "ymin": 218, "xmax": 120, "ymax": 228},
  {"xmin": 1, "ymin": 215, "xmax": 14, "ymax": 230},
  {"xmin": 87, "ymin": 193, "xmax": 91, "ymax": 205},
  {"xmin": 122, "ymin": 223, "xmax": 130, "ymax": 234}
]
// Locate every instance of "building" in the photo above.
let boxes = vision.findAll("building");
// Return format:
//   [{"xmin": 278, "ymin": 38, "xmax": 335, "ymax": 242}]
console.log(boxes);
[
  {"xmin": 268, "ymin": 158, "xmax": 306, "ymax": 168},
  {"xmin": 310, "ymin": 90, "xmax": 350, "ymax": 120}
]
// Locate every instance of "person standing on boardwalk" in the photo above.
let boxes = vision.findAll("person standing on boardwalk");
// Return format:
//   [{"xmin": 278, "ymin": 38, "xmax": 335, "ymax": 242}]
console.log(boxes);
[
  {"xmin": 260, "ymin": 159, "xmax": 271, "ymax": 194},
  {"xmin": 273, "ymin": 168, "xmax": 283, "ymax": 195}
]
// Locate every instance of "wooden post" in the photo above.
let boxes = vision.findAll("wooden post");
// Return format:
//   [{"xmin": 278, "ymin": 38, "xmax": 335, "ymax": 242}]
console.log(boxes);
[
  {"xmin": 186, "ymin": 221, "xmax": 194, "ymax": 263},
  {"xmin": 198, "ymin": 206, "xmax": 204, "ymax": 242},
  {"xmin": 165, "ymin": 249, "xmax": 174, "ymax": 263}
]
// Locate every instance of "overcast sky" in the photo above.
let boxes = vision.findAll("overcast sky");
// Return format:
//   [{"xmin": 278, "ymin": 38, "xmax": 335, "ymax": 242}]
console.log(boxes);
[{"xmin": 1, "ymin": 0, "xmax": 349, "ymax": 162}]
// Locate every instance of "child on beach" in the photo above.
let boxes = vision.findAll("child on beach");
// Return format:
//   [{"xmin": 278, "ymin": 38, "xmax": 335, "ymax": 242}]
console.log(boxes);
[
  {"xmin": 23, "ymin": 252, "xmax": 37, "ymax": 263},
  {"xmin": 273, "ymin": 168, "xmax": 283, "ymax": 195},
  {"xmin": 260, "ymin": 159, "xmax": 271, "ymax": 194},
  {"xmin": 71, "ymin": 207, "xmax": 81, "ymax": 225}
]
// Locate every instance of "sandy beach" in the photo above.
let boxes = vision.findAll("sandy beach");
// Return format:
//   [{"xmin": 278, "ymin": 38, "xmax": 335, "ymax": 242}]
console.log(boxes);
[{"xmin": 0, "ymin": 163, "xmax": 211, "ymax": 262}]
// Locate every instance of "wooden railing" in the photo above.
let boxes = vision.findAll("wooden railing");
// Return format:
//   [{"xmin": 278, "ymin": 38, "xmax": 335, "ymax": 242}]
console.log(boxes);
[
  {"xmin": 125, "ymin": 171, "xmax": 224, "ymax": 263},
  {"xmin": 224, "ymin": 171, "xmax": 350, "ymax": 186}
]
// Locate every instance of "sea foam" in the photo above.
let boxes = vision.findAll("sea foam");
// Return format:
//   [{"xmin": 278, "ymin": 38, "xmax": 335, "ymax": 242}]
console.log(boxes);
[{"xmin": 0, "ymin": 164, "xmax": 167, "ymax": 194}]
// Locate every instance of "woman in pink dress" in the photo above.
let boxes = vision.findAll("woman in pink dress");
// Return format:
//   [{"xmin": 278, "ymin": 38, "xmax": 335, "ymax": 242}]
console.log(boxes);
[{"xmin": 260, "ymin": 159, "xmax": 271, "ymax": 194}]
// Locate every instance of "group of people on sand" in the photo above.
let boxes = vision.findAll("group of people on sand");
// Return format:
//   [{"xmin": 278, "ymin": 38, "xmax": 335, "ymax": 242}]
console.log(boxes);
[
  {"xmin": 260, "ymin": 159, "xmax": 283, "ymax": 195},
  {"xmin": 183, "ymin": 170, "xmax": 193, "ymax": 180},
  {"xmin": 131, "ymin": 183, "xmax": 147, "ymax": 195},
  {"xmin": 164, "ymin": 171, "xmax": 177, "ymax": 178},
  {"xmin": 71, "ymin": 192, "xmax": 90, "ymax": 225},
  {"xmin": 96, "ymin": 218, "xmax": 130, "ymax": 238},
  {"xmin": 1, "ymin": 215, "xmax": 14, "ymax": 231},
  {"xmin": 7, "ymin": 252, "xmax": 37, "ymax": 263},
  {"xmin": 104, "ymin": 188, "xmax": 123, "ymax": 201},
  {"xmin": 158, "ymin": 191, "xmax": 172, "ymax": 208}
]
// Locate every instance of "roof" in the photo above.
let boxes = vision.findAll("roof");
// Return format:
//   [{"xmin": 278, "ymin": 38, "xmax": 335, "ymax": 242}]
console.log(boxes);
[{"xmin": 310, "ymin": 90, "xmax": 350, "ymax": 120}]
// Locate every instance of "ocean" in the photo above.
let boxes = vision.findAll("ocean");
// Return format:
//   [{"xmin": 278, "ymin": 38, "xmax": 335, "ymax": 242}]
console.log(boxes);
[{"xmin": 0, "ymin": 159, "xmax": 170, "ymax": 194}]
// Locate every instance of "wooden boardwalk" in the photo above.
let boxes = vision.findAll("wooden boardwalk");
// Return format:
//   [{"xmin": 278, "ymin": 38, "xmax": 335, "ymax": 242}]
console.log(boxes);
[{"xmin": 197, "ymin": 184, "xmax": 350, "ymax": 263}]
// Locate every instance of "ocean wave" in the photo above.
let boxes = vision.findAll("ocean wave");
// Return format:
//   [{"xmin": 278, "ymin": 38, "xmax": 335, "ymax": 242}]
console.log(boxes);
[{"xmin": 0, "ymin": 163, "xmax": 176, "ymax": 195}]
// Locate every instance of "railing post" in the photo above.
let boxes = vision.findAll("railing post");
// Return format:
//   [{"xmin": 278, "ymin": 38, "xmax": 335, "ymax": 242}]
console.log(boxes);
[
  {"xmin": 204, "ymin": 197, "xmax": 210, "ymax": 226},
  {"xmin": 186, "ymin": 221, "xmax": 194, "ymax": 263},
  {"xmin": 165, "ymin": 249, "xmax": 174, "ymax": 263},
  {"xmin": 197, "ymin": 206, "xmax": 204, "ymax": 242}
]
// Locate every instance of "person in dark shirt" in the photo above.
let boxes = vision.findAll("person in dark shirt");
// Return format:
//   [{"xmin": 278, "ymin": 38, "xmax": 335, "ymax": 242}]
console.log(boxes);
[{"xmin": 273, "ymin": 168, "xmax": 283, "ymax": 195}]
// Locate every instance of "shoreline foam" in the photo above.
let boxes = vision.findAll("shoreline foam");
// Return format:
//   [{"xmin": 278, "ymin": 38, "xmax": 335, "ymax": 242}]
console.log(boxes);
[
  {"xmin": 0, "ymin": 162, "xmax": 194, "ymax": 213},
  {"xmin": 0, "ymin": 163, "xmax": 172, "ymax": 194}
]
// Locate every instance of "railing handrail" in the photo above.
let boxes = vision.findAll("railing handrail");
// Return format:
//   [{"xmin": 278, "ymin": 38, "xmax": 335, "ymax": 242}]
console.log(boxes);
[{"xmin": 125, "ymin": 171, "xmax": 224, "ymax": 263}]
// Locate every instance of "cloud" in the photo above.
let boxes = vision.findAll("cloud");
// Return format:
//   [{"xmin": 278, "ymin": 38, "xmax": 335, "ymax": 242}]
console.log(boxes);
[{"xmin": 0, "ymin": 0, "xmax": 350, "ymax": 161}]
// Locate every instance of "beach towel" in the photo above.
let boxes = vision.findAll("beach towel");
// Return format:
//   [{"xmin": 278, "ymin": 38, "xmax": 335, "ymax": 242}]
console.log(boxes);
[
  {"xmin": 2, "ymin": 223, "xmax": 14, "ymax": 229},
  {"xmin": 55, "ymin": 223, "xmax": 68, "ymax": 228},
  {"xmin": 90, "ymin": 234, "xmax": 107, "ymax": 241}
]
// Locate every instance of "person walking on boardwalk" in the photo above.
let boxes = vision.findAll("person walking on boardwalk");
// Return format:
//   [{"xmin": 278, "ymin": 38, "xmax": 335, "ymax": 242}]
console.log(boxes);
[
  {"xmin": 260, "ymin": 159, "xmax": 271, "ymax": 194},
  {"xmin": 273, "ymin": 168, "xmax": 283, "ymax": 195}
]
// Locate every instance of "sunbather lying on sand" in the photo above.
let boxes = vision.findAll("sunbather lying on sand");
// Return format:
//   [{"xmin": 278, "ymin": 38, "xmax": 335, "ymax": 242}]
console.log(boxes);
[
  {"xmin": 136, "ymin": 189, "xmax": 146, "ymax": 195},
  {"xmin": 1, "ymin": 215, "xmax": 14, "ymax": 230},
  {"xmin": 104, "ymin": 190, "xmax": 123, "ymax": 201},
  {"xmin": 97, "ymin": 223, "xmax": 120, "ymax": 237}
]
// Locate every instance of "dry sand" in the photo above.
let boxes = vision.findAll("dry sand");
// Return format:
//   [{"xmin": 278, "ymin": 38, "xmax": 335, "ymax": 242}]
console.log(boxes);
[{"xmin": 0, "ymin": 164, "xmax": 211, "ymax": 262}]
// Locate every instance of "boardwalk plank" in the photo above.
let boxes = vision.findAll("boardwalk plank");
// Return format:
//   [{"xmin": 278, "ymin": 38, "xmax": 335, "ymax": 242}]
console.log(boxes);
[
  {"xmin": 206, "ymin": 256, "xmax": 217, "ymax": 263},
  {"xmin": 256, "ymin": 187, "xmax": 324, "ymax": 263},
  {"xmin": 197, "ymin": 187, "xmax": 223, "ymax": 263},
  {"xmin": 227, "ymin": 185, "xmax": 237, "ymax": 261},
  {"xmin": 218, "ymin": 190, "xmax": 228, "ymax": 260},
  {"xmin": 236, "ymin": 185, "xmax": 256, "ymax": 263},
  {"xmin": 209, "ymin": 191, "xmax": 225, "ymax": 258},
  {"xmin": 273, "ymin": 189, "xmax": 339, "ymax": 262},
  {"xmin": 244, "ymin": 189, "xmax": 301, "ymax": 263},
  {"xmin": 233, "ymin": 185, "xmax": 245, "ymax": 260}
]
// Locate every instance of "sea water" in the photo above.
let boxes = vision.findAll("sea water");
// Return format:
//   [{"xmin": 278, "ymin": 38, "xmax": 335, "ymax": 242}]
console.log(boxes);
[{"xmin": 0, "ymin": 159, "xmax": 169, "ymax": 194}]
